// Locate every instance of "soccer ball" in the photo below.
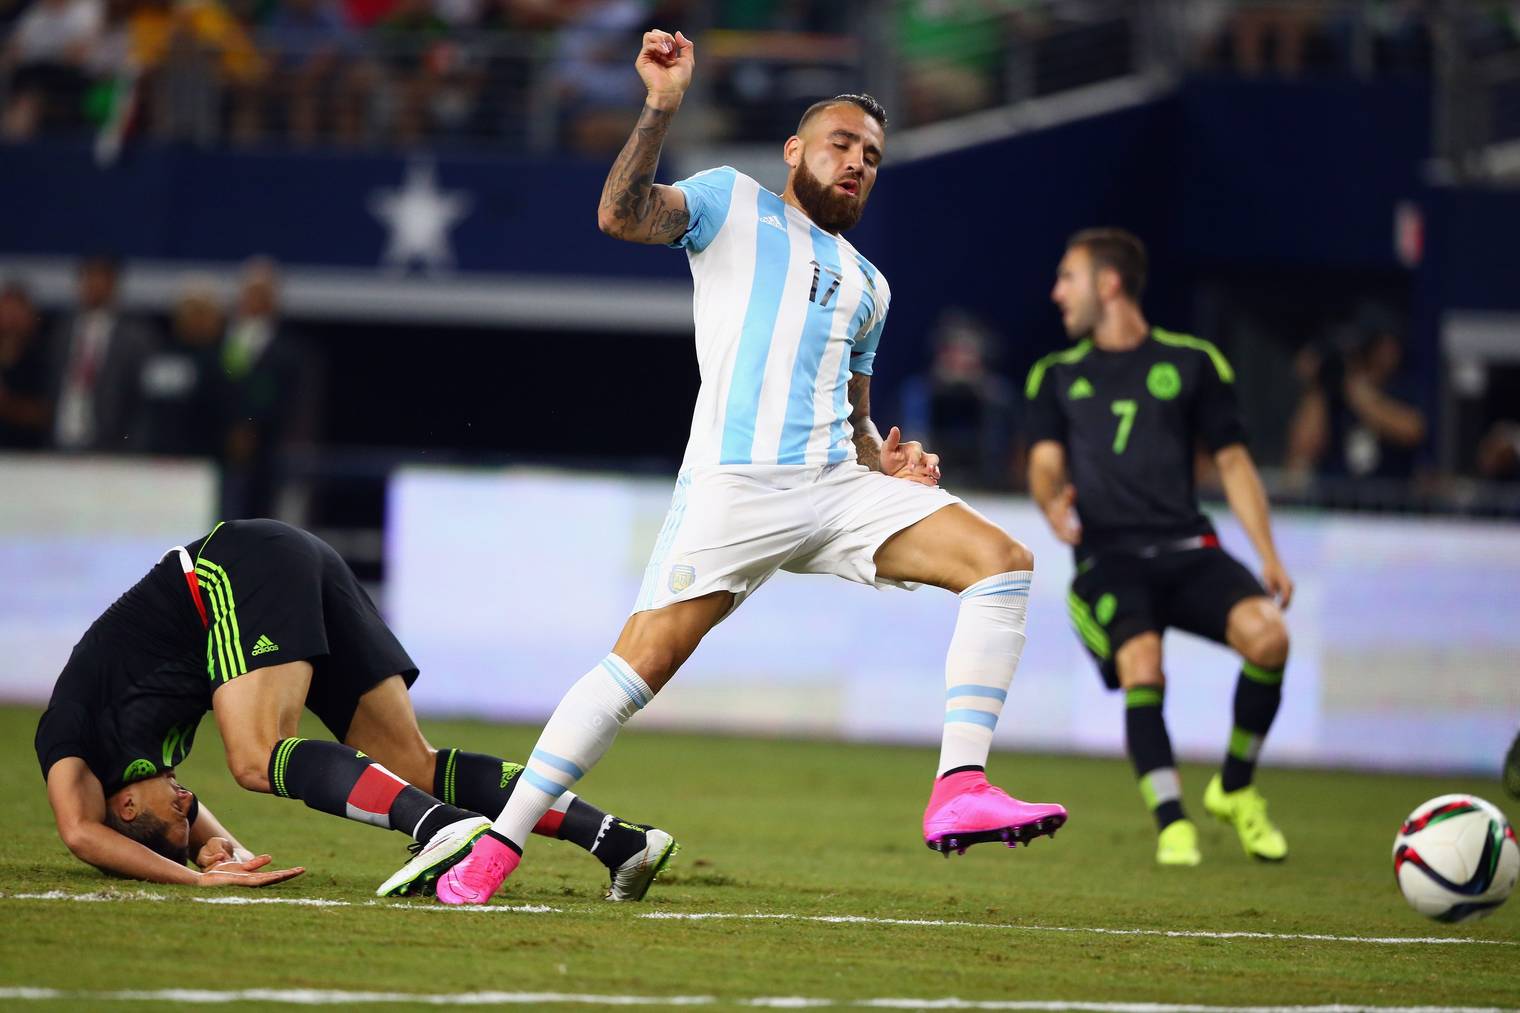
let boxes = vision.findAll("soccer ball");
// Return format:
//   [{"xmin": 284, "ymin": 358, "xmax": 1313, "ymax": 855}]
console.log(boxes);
[{"xmin": 1393, "ymin": 794, "xmax": 1519, "ymax": 923}]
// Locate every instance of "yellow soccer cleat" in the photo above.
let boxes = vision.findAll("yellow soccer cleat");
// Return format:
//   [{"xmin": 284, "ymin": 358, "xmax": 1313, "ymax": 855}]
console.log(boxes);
[
  {"xmin": 1204, "ymin": 774, "xmax": 1287, "ymax": 861},
  {"xmin": 1156, "ymin": 818, "xmax": 1201, "ymax": 866}
]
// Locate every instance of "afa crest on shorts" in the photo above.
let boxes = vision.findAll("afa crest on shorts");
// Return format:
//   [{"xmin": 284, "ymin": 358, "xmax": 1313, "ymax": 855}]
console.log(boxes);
[{"xmin": 669, "ymin": 564, "xmax": 696, "ymax": 594}]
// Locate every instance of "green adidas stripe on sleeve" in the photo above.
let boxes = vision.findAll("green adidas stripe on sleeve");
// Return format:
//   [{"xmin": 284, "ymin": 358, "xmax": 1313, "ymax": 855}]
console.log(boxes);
[
  {"xmin": 1025, "ymin": 340, "xmax": 1094, "ymax": 399},
  {"xmin": 1152, "ymin": 327, "xmax": 1234, "ymax": 383}
]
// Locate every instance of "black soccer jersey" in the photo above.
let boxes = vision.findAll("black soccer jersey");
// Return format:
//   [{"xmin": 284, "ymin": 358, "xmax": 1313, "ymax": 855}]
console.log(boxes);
[
  {"xmin": 35, "ymin": 534, "xmax": 213, "ymax": 794},
  {"xmin": 1024, "ymin": 327, "xmax": 1247, "ymax": 554},
  {"xmin": 35, "ymin": 520, "xmax": 419, "ymax": 795}
]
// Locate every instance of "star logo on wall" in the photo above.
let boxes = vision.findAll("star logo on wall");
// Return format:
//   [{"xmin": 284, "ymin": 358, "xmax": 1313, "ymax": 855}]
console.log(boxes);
[{"xmin": 368, "ymin": 161, "xmax": 474, "ymax": 273}]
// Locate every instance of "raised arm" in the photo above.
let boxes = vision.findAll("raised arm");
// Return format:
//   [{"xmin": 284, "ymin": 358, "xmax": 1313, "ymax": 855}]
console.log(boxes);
[
  {"xmin": 1214, "ymin": 443, "xmax": 1293, "ymax": 608},
  {"xmin": 596, "ymin": 29, "xmax": 695, "ymax": 245}
]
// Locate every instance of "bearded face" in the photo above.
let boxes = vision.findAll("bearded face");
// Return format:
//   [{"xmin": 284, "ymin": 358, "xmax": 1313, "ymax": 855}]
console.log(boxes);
[
  {"xmin": 785, "ymin": 103, "xmax": 882, "ymax": 234},
  {"xmin": 790, "ymin": 154, "xmax": 869, "ymax": 234}
]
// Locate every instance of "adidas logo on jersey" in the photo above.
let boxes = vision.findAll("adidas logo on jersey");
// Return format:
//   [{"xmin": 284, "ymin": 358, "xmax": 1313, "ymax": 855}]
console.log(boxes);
[
  {"xmin": 759, "ymin": 214, "xmax": 786, "ymax": 232},
  {"xmin": 1067, "ymin": 377, "xmax": 1095, "ymax": 400},
  {"xmin": 251, "ymin": 635, "xmax": 280, "ymax": 656}
]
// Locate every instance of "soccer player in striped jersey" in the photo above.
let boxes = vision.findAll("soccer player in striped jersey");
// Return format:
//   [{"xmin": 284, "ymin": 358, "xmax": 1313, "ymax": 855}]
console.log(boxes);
[
  {"xmin": 37, "ymin": 519, "xmax": 674, "ymax": 899},
  {"xmin": 436, "ymin": 27, "xmax": 1067, "ymax": 905}
]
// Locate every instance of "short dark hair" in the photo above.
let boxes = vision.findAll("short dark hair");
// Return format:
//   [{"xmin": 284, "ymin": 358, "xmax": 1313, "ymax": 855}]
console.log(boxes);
[
  {"xmin": 798, "ymin": 93, "xmax": 888, "ymax": 134},
  {"xmin": 104, "ymin": 805, "xmax": 188, "ymax": 867},
  {"xmin": 1067, "ymin": 228, "xmax": 1147, "ymax": 301}
]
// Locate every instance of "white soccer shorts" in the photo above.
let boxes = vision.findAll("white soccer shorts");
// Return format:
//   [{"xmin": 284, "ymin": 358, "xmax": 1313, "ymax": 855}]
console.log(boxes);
[{"xmin": 633, "ymin": 462, "xmax": 962, "ymax": 616}]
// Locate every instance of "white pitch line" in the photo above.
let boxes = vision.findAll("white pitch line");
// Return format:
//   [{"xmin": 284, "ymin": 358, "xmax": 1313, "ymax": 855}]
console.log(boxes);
[
  {"xmin": 2, "ymin": 891, "xmax": 1514, "ymax": 947},
  {"xmin": 0, "ymin": 989, "xmax": 1512, "ymax": 1011},
  {"xmin": 2, "ymin": 890, "xmax": 559, "ymax": 913},
  {"xmin": 637, "ymin": 912, "xmax": 1518, "ymax": 947}
]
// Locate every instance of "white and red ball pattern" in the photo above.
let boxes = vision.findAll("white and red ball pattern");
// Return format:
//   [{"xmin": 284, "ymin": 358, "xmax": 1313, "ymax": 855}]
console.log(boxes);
[{"xmin": 1393, "ymin": 794, "xmax": 1519, "ymax": 923}]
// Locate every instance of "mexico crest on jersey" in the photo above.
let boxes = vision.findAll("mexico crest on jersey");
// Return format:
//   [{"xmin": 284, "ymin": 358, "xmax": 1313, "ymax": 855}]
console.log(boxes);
[
  {"xmin": 669, "ymin": 564, "xmax": 696, "ymax": 593},
  {"xmin": 1147, "ymin": 362, "xmax": 1182, "ymax": 401}
]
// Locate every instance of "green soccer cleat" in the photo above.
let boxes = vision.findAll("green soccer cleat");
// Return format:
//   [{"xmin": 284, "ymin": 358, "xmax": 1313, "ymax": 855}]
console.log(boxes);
[
  {"xmin": 376, "ymin": 816, "xmax": 491, "ymax": 898},
  {"xmin": 1204, "ymin": 775, "xmax": 1287, "ymax": 862},
  {"xmin": 1156, "ymin": 818, "xmax": 1201, "ymax": 867},
  {"xmin": 1505, "ymin": 730, "xmax": 1520, "ymax": 800}
]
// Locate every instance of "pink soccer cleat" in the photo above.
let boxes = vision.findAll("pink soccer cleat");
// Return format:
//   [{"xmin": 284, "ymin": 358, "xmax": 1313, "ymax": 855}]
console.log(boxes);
[
  {"xmin": 435, "ymin": 832, "xmax": 520, "ymax": 905},
  {"xmin": 923, "ymin": 770, "xmax": 1068, "ymax": 857}
]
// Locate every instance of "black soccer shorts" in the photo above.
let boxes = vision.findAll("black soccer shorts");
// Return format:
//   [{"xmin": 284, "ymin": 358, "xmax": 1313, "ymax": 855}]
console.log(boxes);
[
  {"xmin": 194, "ymin": 519, "xmax": 418, "ymax": 738},
  {"xmin": 1066, "ymin": 546, "xmax": 1268, "ymax": 690}
]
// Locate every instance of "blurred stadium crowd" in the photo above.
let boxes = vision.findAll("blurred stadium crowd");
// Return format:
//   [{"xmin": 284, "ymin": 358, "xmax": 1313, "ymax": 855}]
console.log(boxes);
[
  {"xmin": 5, "ymin": 249, "xmax": 1518, "ymax": 523},
  {"xmin": 0, "ymin": 256, "xmax": 315, "ymax": 518},
  {"xmin": 901, "ymin": 299, "xmax": 1520, "ymax": 505},
  {"xmin": 5, "ymin": 0, "xmax": 1518, "ymax": 151}
]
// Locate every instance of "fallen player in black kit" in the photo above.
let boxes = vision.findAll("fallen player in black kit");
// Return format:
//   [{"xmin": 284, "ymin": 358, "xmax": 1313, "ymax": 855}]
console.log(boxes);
[{"xmin": 37, "ymin": 519, "xmax": 677, "ymax": 898}]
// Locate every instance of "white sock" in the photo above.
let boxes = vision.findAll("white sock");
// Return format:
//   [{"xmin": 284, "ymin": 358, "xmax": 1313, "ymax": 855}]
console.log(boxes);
[
  {"xmin": 491, "ymin": 654, "xmax": 651, "ymax": 847},
  {"xmin": 937, "ymin": 570, "xmax": 1031, "ymax": 776}
]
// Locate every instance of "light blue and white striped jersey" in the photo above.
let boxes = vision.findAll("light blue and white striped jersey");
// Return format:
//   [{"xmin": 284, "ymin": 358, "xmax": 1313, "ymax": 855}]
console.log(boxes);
[{"xmin": 668, "ymin": 166, "xmax": 890, "ymax": 469}]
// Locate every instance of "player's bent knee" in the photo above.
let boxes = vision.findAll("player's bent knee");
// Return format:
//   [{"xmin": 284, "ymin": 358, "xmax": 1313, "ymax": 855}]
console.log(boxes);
[
  {"xmin": 1115, "ymin": 634, "xmax": 1164, "ymax": 689},
  {"xmin": 1001, "ymin": 536, "xmax": 1034, "ymax": 574},
  {"xmin": 973, "ymin": 533, "xmax": 1033, "ymax": 578},
  {"xmin": 619, "ymin": 644, "xmax": 681, "ymax": 688},
  {"xmin": 227, "ymin": 751, "xmax": 274, "ymax": 793},
  {"xmin": 1243, "ymin": 621, "xmax": 1290, "ymax": 670},
  {"xmin": 1231, "ymin": 599, "xmax": 1289, "ymax": 669},
  {"xmin": 1116, "ymin": 660, "xmax": 1165, "ymax": 690},
  {"xmin": 382, "ymin": 744, "xmax": 438, "ymax": 789}
]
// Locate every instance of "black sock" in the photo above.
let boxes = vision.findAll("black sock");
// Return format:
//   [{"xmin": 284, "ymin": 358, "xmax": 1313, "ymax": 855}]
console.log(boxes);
[
  {"xmin": 269, "ymin": 738, "xmax": 473, "ymax": 843},
  {"xmin": 435, "ymin": 747, "xmax": 644, "ymax": 868},
  {"xmin": 1222, "ymin": 662, "xmax": 1284, "ymax": 792},
  {"xmin": 561, "ymin": 798, "xmax": 648, "ymax": 871},
  {"xmin": 434, "ymin": 747, "xmax": 522, "ymax": 811},
  {"xmin": 1124, "ymin": 686, "xmax": 1185, "ymax": 830}
]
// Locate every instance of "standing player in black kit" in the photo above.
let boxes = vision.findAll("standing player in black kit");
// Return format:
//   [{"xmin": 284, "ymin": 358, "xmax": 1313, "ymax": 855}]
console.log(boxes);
[{"xmin": 1026, "ymin": 229, "xmax": 1293, "ymax": 867}]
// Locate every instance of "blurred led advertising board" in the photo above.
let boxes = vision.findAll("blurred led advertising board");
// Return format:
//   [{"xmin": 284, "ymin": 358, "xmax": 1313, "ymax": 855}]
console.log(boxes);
[
  {"xmin": 389, "ymin": 467, "xmax": 1520, "ymax": 776},
  {"xmin": 0, "ymin": 455, "xmax": 217, "ymax": 703}
]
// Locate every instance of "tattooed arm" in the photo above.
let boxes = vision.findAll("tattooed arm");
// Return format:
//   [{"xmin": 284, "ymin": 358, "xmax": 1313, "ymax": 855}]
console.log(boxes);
[
  {"xmin": 597, "ymin": 28, "xmax": 695, "ymax": 245},
  {"xmin": 596, "ymin": 105, "xmax": 691, "ymax": 244},
  {"xmin": 850, "ymin": 372, "xmax": 942, "ymax": 485},
  {"xmin": 848, "ymin": 372, "xmax": 885, "ymax": 472}
]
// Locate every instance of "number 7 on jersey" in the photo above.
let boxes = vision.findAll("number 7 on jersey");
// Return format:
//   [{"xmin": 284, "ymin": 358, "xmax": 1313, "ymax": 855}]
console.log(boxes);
[{"xmin": 1110, "ymin": 399, "xmax": 1137, "ymax": 454}]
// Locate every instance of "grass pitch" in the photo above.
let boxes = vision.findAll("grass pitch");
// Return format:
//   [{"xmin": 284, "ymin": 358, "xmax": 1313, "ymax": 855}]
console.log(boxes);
[{"xmin": 0, "ymin": 703, "xmax": 1516, "ymax": 1010}]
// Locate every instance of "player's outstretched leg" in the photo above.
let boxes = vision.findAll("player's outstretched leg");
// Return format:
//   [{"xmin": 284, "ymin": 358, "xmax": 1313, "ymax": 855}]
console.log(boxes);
[
  {"xmin": 344, "ymin": 674, "xmax": 679, "ymax": 899},
  {"xmin": 437, "ymin": 592, "xmax": 730, "ymax": 905},
  {"xmin": 875, "ymin": 506, "xmax": 1067, "ymax": 856},
  {"xmin": 1204, "ymin": 598, "xmax": 1289, "ymax": 861},
  {"xmin": 434, "ymin": 749, "xmax": 678, "ymax": 901},
  {"xmin": 434, "ymin": 655, "xmax": 651, "ymax": 905}
]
